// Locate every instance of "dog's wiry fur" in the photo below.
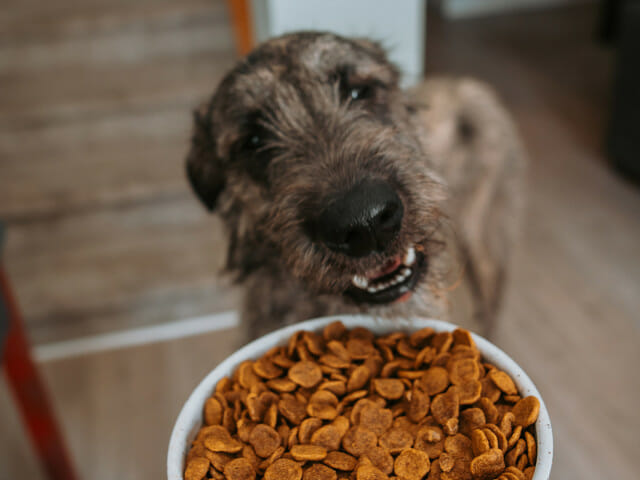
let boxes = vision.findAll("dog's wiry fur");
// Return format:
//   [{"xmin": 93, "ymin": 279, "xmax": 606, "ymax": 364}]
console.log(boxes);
[{"xmin": 186, "ymin": 32, "xmax": 526, "ymax": 341}]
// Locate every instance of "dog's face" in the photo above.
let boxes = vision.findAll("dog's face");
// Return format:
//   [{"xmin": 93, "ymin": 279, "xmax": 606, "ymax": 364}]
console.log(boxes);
[{"xmin": 187, "ymin": 32, "xmax": 446, "ymax": 307}]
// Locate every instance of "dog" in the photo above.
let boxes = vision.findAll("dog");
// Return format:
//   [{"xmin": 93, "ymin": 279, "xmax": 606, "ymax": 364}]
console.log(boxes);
[{"xmin": 186, "ymin": 32, "xmax": 526, "ymax": 341}]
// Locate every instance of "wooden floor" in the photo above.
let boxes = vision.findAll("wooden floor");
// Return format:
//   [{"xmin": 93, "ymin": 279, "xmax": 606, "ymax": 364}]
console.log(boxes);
[{"xmin": 1, "ymin": 2, "xmax": 639, "ymax": 480}]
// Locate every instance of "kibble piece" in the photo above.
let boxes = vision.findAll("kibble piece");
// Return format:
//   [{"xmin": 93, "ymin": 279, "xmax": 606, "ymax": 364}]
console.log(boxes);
[
  {"xmin": 358, "ymin": 403, "xmax": 393, "ymax": 437},
  {"xmin": 324, "ymin": 451, "xmax": 358, "ymax": 471},
  {"xmin": 184, "ymin": 457, "xmax": 209, "ymax": 480},
  {"xmin": 307, "ymin": 390, "xmax": 340, "ymax": 420},
  {"xmin": 223, "ymin": 458, "xmax": 256, "ymax": 480},
  {"xmin": 264, "ymin": 458, "xmax": 303, "ymax": 480},
  {"xmin": 414, "ymin": 426, "xmax": 444, "ymax": 459},
  {"xmin": 394, "ymin": 448, "xmax": 431, "ymax": 480},
  {"xmin": 419, "ymin": 367, "xmax": 449, "ymax": 395},
  {"xmin": 267, "ymin": 377, "xmax": 297, "ymax": 393},
  {"xmin": 238, "ymin": 362, "xmax": 261, "ymax": 389},
  {"xmin": 489, "ymin": 371, "xmax": 518, "ymax": 396},
  {"xmin": 249, "ymin": 424, "xmax": 281, "ymax": 458},
  {"xmin": 311, "ymin": 424, "xmax": 344, "ymax": 451},
  {"xmin": 452, "ymin": 328, "xmax": 476, "ymax": 349},
  {"xmin": 373, "ymin": 378, "xmax": 405, "ymax": 400},
  {"xmin": 524, "ymin": 432, "xmax": 536, "ymax": 465},
  {"xmin": 356, "ymin": 461, "xmax": 389, "ymax": 480},
  {"xmin": 347, "ymin": 365, "xmax": 371, "ymax": 392},
  {"xmin": 289, "ymin": 361, "xmax": 323, "ymax": 388},
  {"xmin": 512, "ymin": 397, "xmax": 540, "ymax": 428},
  {"xmin": 444, "ymin": 434, "xmax": 473, "ymax": 459},
  {"xmin": 449, "ymin": 358, "xmax": 480, "ymax": 385},
  {"xmin": 204, "ymin": 426, "xmax": 243, "ymax": 453},
  {"xmin": 253, "ymin": 357, "xmax": 283, "ymax": 379},
  {"xmin": 407, "ymin": 385, "xmax": 430, "ymax": 423},
  {"xmin": 291, "ymin": 444, "xmax": 328, "ymax": 461},
  {"xmin": 299, "ymin": 417, "xmax": 323, "ymax": 444},
  {"xmin": 303, "ymin": 464, "xmax": 337, "ymax": 480},
  {"xmin": 431, "ymin": 390, "xmax": 460, "ymax": 428},
  {"xmin": 279, "ymin": 394, "xmax": 308, "ymax": 425},
  {"xmin": 342, "ymin": 426, "xmax": 377, "ymax": 457},
  {"xmin": 347, "ymin": 338, "xmax": 376, "ymax": 359},
  {"xmin": 379, "ymin": 428, "xmax": 414, "ymax": 454},
  {"xmin": 205, "ymin": 397, "xmax": 224, "ymax": 425},
  {"xmin": 323, "ymin": 321, "xmax": 347, "ymax": 341},
  {"xmin": 523, "ymin": 466, "xmax": 535, "ymax": 480},
  {"xmin": 460, "ymin": 408, "xmax": 486, "ymax": 437},
  {"xmin": 470, "ymin": 448, "xmax": 505, "ymax": 480}
]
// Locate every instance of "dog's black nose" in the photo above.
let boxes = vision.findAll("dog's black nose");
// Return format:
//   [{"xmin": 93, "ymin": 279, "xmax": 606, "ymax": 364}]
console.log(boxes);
[{"xmin": 314, "ymin": 180, "xmax": 403, "ymax": 257}]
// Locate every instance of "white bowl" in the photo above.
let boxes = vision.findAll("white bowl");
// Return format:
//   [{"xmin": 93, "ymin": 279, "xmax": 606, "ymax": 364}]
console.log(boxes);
[{"xmin": 168, "ymin": 315, "xmax": 553, "ymax": 479}]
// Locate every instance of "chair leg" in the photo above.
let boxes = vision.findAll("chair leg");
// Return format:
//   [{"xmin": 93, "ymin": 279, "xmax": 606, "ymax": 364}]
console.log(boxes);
[{"xmin": 1, "ymin": 267, "xmax": 79, "ymax": 480}]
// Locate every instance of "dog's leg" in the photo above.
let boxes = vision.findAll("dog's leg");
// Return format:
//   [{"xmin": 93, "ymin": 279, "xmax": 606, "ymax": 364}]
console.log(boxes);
[{"xmin": 415, "ymin": 77, "xmax": 527, "ymax": 336}]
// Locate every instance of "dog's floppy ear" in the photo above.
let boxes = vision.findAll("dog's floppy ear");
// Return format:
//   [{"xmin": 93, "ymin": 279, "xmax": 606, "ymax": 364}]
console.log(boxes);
[{"xmin": 186, "ymin": 102, "xmax": 225, "ymax": 211}]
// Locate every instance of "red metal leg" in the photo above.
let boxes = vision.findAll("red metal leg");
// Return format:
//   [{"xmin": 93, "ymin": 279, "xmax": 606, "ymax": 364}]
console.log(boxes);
[{"xmin": 1, "ymin": 267, "xmax": 79, "ymax": 480}]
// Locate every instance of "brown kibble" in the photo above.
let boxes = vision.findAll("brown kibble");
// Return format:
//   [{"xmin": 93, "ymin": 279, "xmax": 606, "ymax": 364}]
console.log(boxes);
[
  {"xmin": 307, "ymin": 390, "xmax": 340, "ymax": 420},
  {"xmin": 204, "ymin": 397, "xmax": 223, "ymax": 426},
  {"xmin": 253, "ymin": 357, "xmax": 284, "ymax": 379},
  {"xmin": 238, "ymin": 362, "xmax": 261, "ymax": 389},
  {"xmin": 357, "ymin": 403, "xmax": 393, "ymax": 436},
  {"xmin": 373, "ymin": 378, "xmax": 405, "ymax": 400},
  {"xmin": 267, "ymin": 377, "xmax": 298, "ymax": 393},
  {"xmin": 279, "ymin": 394, "xmax": 308, "ymax": 424},
  {"xmin": 249, "ymin": 424, "xmax": 281, "ymax": 458},
  {"xmin": 347, "ymin": 365, "xmax": 371, "ymax": 392},
  {"xmin": 407, "ymin": 385, "xmax": 430, "ymax": 422},
  {"xmin": 291, "ymin": 444, "xmax": 328, "ymax": 461},
  {"xmin": 489, "ymin": 371, "xmax": 518, "ymax": 396},
  {"xmin": 512, "ymin": 397, "xmax": 540, "ymax": 428},
  {"xmin": 303, "ymin": 463, "xmax": 338, "ymax": 480},
  {"xmin": 419, "ymin": 367, "xmax": 449, "ymax": 395},
  {"xmin": 379, "ymin": 428, "xmax": 414, "ymax": 454},
  {"xmin": 299, "ymin": 417, "xmax": 323, "ymax": 443},
  {"xmin": 394, "ymin": 448, "xmax": 430, "ymax": 480},
  {"xmin": 460, "ymin": 408, "xmax": 486, "ymax": 437},
  {"xmin": 452, "ymin": 328, "xmax": 476, "ymax": 349},
  {"xmin": 204, "ymin": 426, "xmax": 243, "ymax": 453},
  {"xmin": 347, "ymin": 338, "xmax": 376, "ymax": 360},
  {"xmin": 524, "ymin": 432, "xmax": 536, "ymax": 465},
  {"xmin": 264, "ymin": 458, "xmax": 303, "ymax": 480},
  {"xmin": 342, "ymin": 426, "xmax": 377, "ymax": 457},
  {"xmin": 356, "ymin": 462, "xmax": 389, "ymax": 480},
  {"xmin": 185, "ymin": 457, "xmax": 209, "ymax": 480},
  {"xmin": 223, "ymin": 458, "xmax": 256, "ymax": 480},
  {"xmin": 431, "ymin": 390, "xmax": 459, "ymax": 427},
  {"xmin": 409, "ymin": 327, "xmax": 436, "ymax": 348},
  {"xmin": 324, "ymin": 450, "xmax": 358, "ymax": 470},
  {"xmin": 192, "ymin": 325, "xmax": 540, "ymax": 480},
  {"xmin": 323, "ymin": 321, "xmax": 347, "ymax": 341},
  {"xmin": 470, "ymin": 448, "xmax": 505, "ymax": 480},
  {"xmin": 523, "ymin": 466, "xmax": 535, "ymax": 480},
  {"xmin": 444, "ymin": 434, "xmax": 473, "ymax": 459},
  {"xmin": 311, "ymin": 424, "xmax": 344, "ymax": 451},
  {"xmin": 454, "ymin": 380, "xmax": 482, "ymax": 405},
  {"xmin": 448, "ymin": 358, "xmax": 480, "ymax": 385},
  {"xmin": 289, "ymin": 361, "xmax": 323, "ymax": 388}
]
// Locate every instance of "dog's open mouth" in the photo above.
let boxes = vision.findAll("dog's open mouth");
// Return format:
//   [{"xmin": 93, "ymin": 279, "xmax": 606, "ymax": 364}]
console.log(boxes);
[{"xmin": 344, "ymin": 246, "xmax": 427, "ymax": 304}]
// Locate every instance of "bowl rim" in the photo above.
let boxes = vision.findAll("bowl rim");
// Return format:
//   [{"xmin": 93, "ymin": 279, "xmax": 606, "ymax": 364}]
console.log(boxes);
[{"xmin": 167, "ymin": 315, "xmax": 553, "ymax": 480}]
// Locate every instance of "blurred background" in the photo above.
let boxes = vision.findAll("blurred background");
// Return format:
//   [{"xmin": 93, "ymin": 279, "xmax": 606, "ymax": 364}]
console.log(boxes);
[{"xmin": 1, "ymin": 0, "xmax": 638, "ymax": 478}]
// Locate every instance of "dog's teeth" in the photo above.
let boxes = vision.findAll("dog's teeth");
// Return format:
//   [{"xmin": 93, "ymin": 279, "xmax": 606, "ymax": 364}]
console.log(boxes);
[
  {"xmin": 352, "ymin": 275, "xmax": 369, "ymax": 289},
  {"xmin": 367, "ymin": 286, "xmax": 377, "ymax": 293},
  {"xmin": 402, "ymin": 267, "xmax": 411, "ymax": 276},
  {"xmin": 403, "ymin": 247, "xmax": 416, "ymax": 266}
]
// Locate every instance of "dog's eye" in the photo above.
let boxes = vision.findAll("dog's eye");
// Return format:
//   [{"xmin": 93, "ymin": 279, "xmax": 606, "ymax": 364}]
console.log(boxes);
[
  {"xmin": 245, "ymin": 133, "xmax": 263, "ymax": 150},
  {"xmin": 350, "ymin": 85, "xmax": 372, "ymax": 101}
]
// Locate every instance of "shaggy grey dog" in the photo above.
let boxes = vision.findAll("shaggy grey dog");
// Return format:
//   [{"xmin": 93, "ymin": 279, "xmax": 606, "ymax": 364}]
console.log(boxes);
[{"xmin": 186, "ymin": 32, "xmax": 525, "ymax": 340}]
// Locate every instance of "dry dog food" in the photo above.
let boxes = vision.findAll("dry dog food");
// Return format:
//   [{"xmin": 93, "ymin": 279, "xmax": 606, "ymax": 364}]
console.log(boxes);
[{"xmin": 184, "ymin": 322, "xmax": 540, "ymax": 480}]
